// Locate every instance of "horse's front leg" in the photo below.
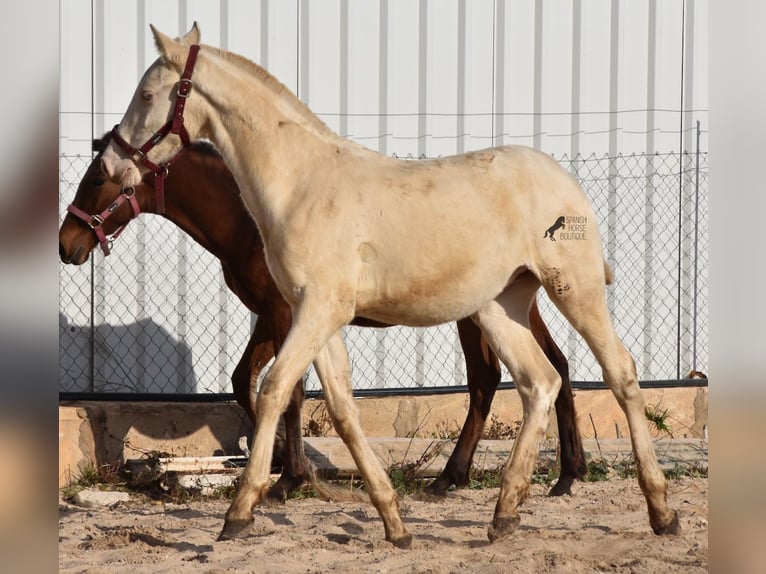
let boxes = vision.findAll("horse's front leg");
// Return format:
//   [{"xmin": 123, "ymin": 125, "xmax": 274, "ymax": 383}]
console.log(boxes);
[
  {"xmin": 313, "ymin": 332, "xmax": 412, "ymax": 548},
  {"xmin": 218, "ymin": 297, "xmax": 348, "ymax": 541},
  {"xmin": 231, "ymin": 314, "xmax": 306, "ymax": 499}
]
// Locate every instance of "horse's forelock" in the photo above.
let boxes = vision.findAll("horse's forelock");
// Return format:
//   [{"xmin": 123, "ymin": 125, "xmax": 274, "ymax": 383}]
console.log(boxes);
[{"xmin": 92, "ymin": 132, "xmax": 112, "ymax": 153}]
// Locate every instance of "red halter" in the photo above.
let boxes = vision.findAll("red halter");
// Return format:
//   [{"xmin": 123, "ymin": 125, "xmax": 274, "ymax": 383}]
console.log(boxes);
[
  {"xmin": 66, "ymin": 187, "xmax": 141, "ymax": 256},
  {"xmin": 110, "ymin": 43, "xmax": 201, "ymax": 215}
]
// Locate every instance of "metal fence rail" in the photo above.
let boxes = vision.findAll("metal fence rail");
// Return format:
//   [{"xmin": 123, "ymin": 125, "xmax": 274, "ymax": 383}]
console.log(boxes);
[{"xmin": 58, "ymin": 149, "xmax": 708, "ymax": 395}]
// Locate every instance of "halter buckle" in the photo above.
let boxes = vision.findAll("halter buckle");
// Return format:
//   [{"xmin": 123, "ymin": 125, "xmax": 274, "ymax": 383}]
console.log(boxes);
[
  {"xmin": 131, "ymin": 149, "xmax": 146, "ymax": 164},
  {"xmin": 177, "ymin": 78, "xmax": 193, "ymax": 97},
  {"xmin": 88, "ymin": 214, "xmax": 104, "ymax": 229}
]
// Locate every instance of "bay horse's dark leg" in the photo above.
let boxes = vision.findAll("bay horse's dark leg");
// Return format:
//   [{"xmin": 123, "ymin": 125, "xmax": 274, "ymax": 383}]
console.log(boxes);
[
  {"xmin": 231, "ymin": 317, "xmax": 274, "ymax": 425},
  {"xmin": 262, "ymin": 305, "xmax": 311, "ymax": 502},
  {"xmin": 529, "ymin": 302, "xmax": 588, "ymax": 496},
  {"xmin": 422, "ymin": 317, "xmax": 501, "ymax": 498},
  {"xmin": 230, "ymin": 309, "xmax": 310, "ymax": 502}
]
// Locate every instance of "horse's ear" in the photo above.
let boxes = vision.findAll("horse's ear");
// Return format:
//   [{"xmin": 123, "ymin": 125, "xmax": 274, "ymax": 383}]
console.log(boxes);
[
  {"xmin": 150, "ymin": 24, "xmax": 189, "ymax": 69},
  {"xmin": 181, "ymin": 21, "xmax": 201, "ymax": 46}
]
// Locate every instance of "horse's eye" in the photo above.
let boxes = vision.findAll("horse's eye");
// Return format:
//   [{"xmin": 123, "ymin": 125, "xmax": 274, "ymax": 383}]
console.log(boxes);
[
  {"xmin": 142, "ymin": 91, "xmax": 154, "ymax": 102},
  {"xmin": 90, "ymin": 177, "xmax": 106, "ymax": 187}
]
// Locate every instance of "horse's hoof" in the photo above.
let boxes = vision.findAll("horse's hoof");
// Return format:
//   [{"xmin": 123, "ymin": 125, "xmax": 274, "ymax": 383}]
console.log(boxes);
[
  {"xmin": 415, "ymin": 487, "xmax": 448, "ymax": 503},
  {"xmin": 263, "ymin": 487, "xmax": 288, "ymax": 506},
  {"xmin": 652, "ymin": 510, "xmax": 681, "ymax": 536},
  {"xmin": 266, "ymin": 475, "xmax": 306, "ymax": 504},
  {"xmin": 217, "ymin": 517, "xmax": 254, "ymax": 541},
  {"xmin": 547, "ymin": 477, "xmax": 574, "ymax": 497},
  {"xmin": 389, "ymin": 532, "xmax": 414, "ymax": 549},
  {"xmin": 487, "ymin": 514, "xmax": 521, "ymax": 543}
]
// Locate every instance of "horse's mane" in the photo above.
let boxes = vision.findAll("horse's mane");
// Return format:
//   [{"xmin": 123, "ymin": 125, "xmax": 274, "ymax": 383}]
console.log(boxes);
[
  {"xmin": 202, "ymin": 44, "xmax": 333, "ymax": 135},
  {"xmin": 94, "ymin": 133, "xmax": 221, "ymax": 158}
]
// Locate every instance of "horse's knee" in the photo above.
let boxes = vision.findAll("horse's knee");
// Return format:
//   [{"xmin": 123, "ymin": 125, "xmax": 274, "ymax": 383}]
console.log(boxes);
[
  {"xmin": 325, "ymin": 403, "xmax": 357, "ymax": 439},
  {"xmin": 256, "ymin": 379, "xmax": 292, "ymax": 420}
]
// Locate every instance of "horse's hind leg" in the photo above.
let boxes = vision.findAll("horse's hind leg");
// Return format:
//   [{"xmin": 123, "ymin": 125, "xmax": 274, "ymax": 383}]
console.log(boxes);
[
  {"xmin": 313, "ymin": 332, "xmax": 412, "ymax": 548},
  {"xmin": 528, "ymin": 301, "xmax": 588, "ymax": 496},
  {"xmin": 423, "ymin": 317, "xmax": 501, "ymax": 498},
  {"xmin": 472, "ymin": 273, "xmax": 564, "ymax": 542},
  {"xmin": 545, "ymin": 271, "xmax": 679, "ymax": 535},
  {"xmin": 424, "ymin": 300, "xmax": 584, "ymax": 500},
  {"xmin": 263, "ymin": 307, "xmax": 312, "ymax": 502}
]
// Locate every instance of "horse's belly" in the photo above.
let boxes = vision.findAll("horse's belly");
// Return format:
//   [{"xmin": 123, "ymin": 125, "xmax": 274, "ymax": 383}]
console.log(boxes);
[{"xmin": 355, "ymin": 263, "xmax": 514, "ymax": 327}]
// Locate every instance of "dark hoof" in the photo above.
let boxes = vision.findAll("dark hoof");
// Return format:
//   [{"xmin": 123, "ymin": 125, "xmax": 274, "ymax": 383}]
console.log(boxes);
[
  {"xmin": 547, "ymin": 477, "xmax": 574, "ymax": 497},
  {"xmin": 421, "ymin": 479, "xmax": 450, "ymax": 500},
  {"xmin": 652, "ymin": 510, "xmax": 681, "ymax": 536},
  {"xmin": 217, "ymin": 517, "xmax": 254, "ymax": 541},
  {"xmin": 414, "ymin": 488, "xmax": 448, "ymax": 503},
  {"xmin": 265, "ymin": 474, "xmax": 307, "ymax": 504},
  {"xmin": 264, "ymin": 486, "xmax": 289, "ymax": 505},
  {"xmin": 389, "ymin": 532, "xmax": 414, "ymax": 549},
  {"xmin": 487, "ymin": 514, "xmax": 521, "ymax": 543}
]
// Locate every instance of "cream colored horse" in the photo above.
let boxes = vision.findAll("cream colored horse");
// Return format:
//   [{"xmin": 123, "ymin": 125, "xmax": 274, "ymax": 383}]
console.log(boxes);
[{"xmin": 100, "ymin": 23, "xmax": 679, "ymax": 548}]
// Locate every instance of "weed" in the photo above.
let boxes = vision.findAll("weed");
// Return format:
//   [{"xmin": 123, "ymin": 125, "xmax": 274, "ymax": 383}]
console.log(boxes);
[
  {"xmin": 645, "ymin": 403, "xmax": 673, "ymax": 437},
  {"xmin": 286, "ymin": 483, "xmax": 319, "ymax": 500},
  {"xmin": 467, "ymin": 467, "xmax": 503, "ymax": 489},
  {"xmin": 664, "ymin": 461, "xmax": 708, "ymax": 480},
  {"xmin": 584, "ymin": 457, "xmax": 610, "ymax": 482},
  {"xmin": 530, "ymin": 454, "xmax": 561, "ymax": 486},
  {"xmin": 612, "ymin": 455, "xmax": 638, "ymax": 479},
  {"xmin": 482, "ymin": 415, "xmax": 521, "ymax": 440},
  {"xmin": 60, "ymin": 461, "xmax": 127, "ymax": 500},
  {"xmin": 303, "ymin": 402, "xmax": 334, "ymax": 437},
  {"xmin": 429, "ymin": 419, "xmax": 461, "ymax": 440},
  {"xmin": 387, "ymin": 440, "xmax": 445, "ymax": 495}
]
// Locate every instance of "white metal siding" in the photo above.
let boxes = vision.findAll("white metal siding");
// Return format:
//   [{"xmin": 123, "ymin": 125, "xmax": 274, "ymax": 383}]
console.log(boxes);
[{"xmin": 59, "ymin": 0, "xmax": 708, "ymax": 393}]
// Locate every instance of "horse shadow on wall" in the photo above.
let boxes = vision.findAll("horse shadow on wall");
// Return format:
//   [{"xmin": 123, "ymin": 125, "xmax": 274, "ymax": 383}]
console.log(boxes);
[{"xmin": 59, "ymin": 313, "xmax": 256, "ymax": 467}]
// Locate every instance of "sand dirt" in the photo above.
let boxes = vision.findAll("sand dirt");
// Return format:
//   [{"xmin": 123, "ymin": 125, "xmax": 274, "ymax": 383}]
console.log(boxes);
[{"xmin": 59, "ymin": 476, "xmax": 707, "ymax": 573}]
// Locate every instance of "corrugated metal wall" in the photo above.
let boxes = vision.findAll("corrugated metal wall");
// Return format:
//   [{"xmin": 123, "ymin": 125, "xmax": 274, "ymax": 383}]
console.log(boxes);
[{"xmin": 59, "ymin": 0, "xmax": 708, "ymax": 394}]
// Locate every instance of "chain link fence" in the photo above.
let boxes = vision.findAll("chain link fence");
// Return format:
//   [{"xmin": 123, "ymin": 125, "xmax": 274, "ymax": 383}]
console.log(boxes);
[{"xmin": 59, "ymin": 149, "xmax": 708, "ymax": 395}]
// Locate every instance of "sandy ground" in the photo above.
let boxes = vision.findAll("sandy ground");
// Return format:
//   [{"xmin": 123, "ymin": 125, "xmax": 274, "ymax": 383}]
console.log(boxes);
[{"xmin": 58, "ymin": 476, "xmax": 707, "ymax": 573}]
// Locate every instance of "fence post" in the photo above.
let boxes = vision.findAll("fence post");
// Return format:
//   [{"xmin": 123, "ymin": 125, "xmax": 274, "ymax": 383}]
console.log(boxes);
[{"xmin": 693, "ymin": 120, "xmax": 701, "ymax": 369}]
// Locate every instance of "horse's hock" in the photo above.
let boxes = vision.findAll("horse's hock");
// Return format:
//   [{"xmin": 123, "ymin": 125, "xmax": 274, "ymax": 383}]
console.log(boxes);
[{"xmin": 59, "ymin": 386, "xmax": 707, "ymax": 488}]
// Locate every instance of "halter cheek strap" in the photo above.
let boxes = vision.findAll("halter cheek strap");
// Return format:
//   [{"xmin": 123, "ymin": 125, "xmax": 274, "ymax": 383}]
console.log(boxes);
[
  {"xmin": 111, "ymin": 43, "xmax": 201, "ymax": 215},
  {"xmin": 111, "ymin": 44, "xmax": 200, "ymax": 172}
]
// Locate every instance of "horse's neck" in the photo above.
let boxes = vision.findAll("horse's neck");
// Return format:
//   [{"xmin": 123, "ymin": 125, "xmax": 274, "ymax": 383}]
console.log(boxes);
[
  {"xmin": 158, "ymin": 159, "xmax": 258, "ymax": 262},
  {"xmin": 198, "ymin": 53, "xmax": 353, "ymax": 235}
]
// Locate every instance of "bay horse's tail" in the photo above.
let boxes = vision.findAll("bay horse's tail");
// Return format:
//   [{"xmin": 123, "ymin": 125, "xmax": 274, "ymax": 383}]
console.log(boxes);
[
  {"xmin": 604, "ymin": 260, "xmax": 614, "ymax": 285},
  {"xmin": 305, "ymin": 459, "xmax": 369, "ymax": 503}
]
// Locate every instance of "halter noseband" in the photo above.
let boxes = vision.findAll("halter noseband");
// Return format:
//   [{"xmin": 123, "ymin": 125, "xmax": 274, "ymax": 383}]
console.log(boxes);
[
  {"xmin": 110, "ymin": 43, "xmax": 201, "ymax": 215},
  {"xmin": 66, "ymin": 187, "xmax": 141, "ymax": 256}
]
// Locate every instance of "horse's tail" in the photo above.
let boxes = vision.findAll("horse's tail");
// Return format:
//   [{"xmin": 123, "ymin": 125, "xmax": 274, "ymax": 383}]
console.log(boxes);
[
  {"xmin": 306, "ymin": 458, "xmax": 369, "ymax": 503},
  {"xmin": 603, "ymin": 260, "xmax": 614, "ymax": 285}
]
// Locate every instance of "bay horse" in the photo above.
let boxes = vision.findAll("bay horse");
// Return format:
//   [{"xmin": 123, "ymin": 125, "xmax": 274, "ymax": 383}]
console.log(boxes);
[
  {"xmin": 59, "ymin": 134, "xmax": 586, "ymax": 500},
  {"xmin": 99, "ymin": 23, "xmax": 679, "ymax": 547}
]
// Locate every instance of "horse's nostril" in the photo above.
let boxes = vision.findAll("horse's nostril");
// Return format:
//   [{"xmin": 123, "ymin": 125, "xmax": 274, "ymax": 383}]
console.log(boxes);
[
  {"xmin": 59, "ymin": 242, "xmax": 69, "ymax": 264},
  {"xmin": 59, "ymin": 242, "xmax": 86, "ymax": 265}
]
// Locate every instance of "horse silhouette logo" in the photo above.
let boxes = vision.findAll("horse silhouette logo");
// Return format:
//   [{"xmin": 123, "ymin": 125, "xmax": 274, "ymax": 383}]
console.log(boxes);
[{"xmin": 543, "ymin": 216, "xmax": 566, "ymax": 241}]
